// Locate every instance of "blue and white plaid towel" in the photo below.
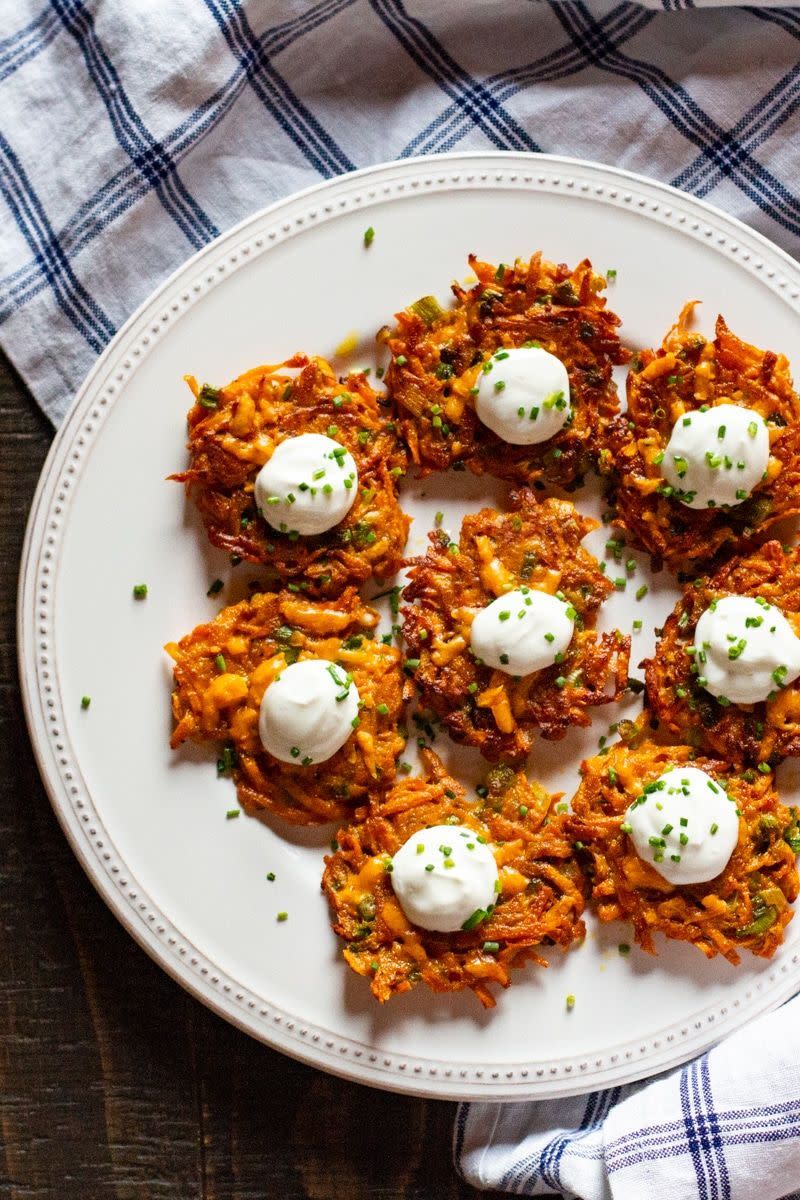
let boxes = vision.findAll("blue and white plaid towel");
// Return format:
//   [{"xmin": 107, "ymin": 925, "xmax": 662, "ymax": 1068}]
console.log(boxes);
[
  {"xmin": 1, "ymin": 0, "xmax": 799, "ymax": 423},
  {"xmin": 456, "ymin": 992, "xmax": 800, "ymax": 1199},
  {"xmin": 3, "ymin": 2, "xmax": 800, "ymax": 1196}
]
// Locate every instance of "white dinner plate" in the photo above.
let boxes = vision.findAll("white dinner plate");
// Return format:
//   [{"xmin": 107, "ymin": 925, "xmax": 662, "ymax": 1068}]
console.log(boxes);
[{"xmin": 19, "ymin": 153, "xmax": 800, "ymax": 1101}]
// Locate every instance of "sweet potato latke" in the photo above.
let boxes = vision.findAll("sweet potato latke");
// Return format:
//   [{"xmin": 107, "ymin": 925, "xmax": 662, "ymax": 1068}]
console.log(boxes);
[
  {"xmin": 166, "ymin": 588, "xmax": 405, "ymax": 825},
  {"xmin": 644, "ymin": 540, "xmax": 800, "ymax": 765},
  {"xmin": 322, "ymin": 751, "xmax": 586, "ymax": 1007},
  {"xmin": 568, "ymin": 740, "xmax": 800, "ymax": 962},
  {"xmin": 172, "ymin": 356, "xmax": 409, "ymax": 597},
  {"xmin": 605, "ymin": 304, "xmax": 800, "ymax": 571},
  {"xmin": 385, "ymin": 253, "xmax": 628, "ymax": 486},
  {"xmin": 402, "ymin": 492, "xmax": 631, "ymax": 762}
]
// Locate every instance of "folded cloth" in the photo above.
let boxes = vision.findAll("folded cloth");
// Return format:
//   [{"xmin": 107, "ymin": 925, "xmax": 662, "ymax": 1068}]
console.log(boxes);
[
  {"xmin": 0, "ymin": 0, "xmax": 799, "ymax": 423},
  {"xmin": 456, "ymin": 992, "xmax": 800, "ymax": 1200}
]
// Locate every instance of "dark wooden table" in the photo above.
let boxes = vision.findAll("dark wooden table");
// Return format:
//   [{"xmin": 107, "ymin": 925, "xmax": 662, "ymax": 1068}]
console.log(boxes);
[{"xmin": 1, "ymin": 353, "xmax": 505, "ymax": 1199}]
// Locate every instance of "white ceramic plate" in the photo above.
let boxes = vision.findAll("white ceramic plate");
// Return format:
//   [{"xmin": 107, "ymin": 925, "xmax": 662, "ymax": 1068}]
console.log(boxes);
[{"xmin": 19, "ymin": 153, "xmax": 800, "ymax": 1101}]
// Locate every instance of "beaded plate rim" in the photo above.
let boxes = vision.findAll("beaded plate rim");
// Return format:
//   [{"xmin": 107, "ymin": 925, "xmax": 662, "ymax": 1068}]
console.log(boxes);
[{"xmin": 18, "ymin": 151, "xmax": 800, "ymax": 1101}]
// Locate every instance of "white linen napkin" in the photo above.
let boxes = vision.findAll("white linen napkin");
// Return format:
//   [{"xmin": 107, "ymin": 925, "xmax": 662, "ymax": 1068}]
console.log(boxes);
[
  {"xmin": 456, "ymin": 993, "xmax": 800, "ymax": 1199},
  {"xmin": 1, "ymin": 0, "xmax": 798, "ymax": 423}
]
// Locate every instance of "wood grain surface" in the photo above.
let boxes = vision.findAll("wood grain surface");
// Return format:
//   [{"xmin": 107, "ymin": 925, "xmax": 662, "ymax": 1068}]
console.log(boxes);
[{"xmin": 0, "ymin": 353, "xmax": 503, "ymax": 1200}]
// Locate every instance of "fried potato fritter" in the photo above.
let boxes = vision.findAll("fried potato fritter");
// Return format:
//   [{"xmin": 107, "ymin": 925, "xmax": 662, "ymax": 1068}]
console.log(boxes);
[
  {"xmin": 322, "ymin": 752, "xmax": 586, "ymax": 1007},
  {"xmin": 568, "ymin": 740, "xmax": 800, "ymax": 963},
  {"xmin": 166, "ymin": 588, "xmax": 406, "ymax": 825},
  {"xmin": 172, "ymin": 356, "xmax": 410, "ymax": 597},
  {"xmin": 644, "ymin": 541, "xmax": 800, "ymax": 764},
  {"xmin": 385, "ymin": 254, "xmax": 629, "ymax": 485},
  {"xmin": 402, "ymin": 493, "xmax": 631, "ymax": 762},
  {"xmin": 606, "ymin": 304, "xmax": 800, "ymax": 570}
]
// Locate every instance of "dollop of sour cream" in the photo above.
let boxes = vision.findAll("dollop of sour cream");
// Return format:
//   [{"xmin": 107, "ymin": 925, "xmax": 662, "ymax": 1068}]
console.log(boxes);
[
  {"xmin": 258, "ymin": 658, "xmax": 359, "ymax": 765},
  {"xmin": 390, "ymin": 825, "xmax": 499, "ymax": 933},
  {"xmin": 693, "ymin": 595, "xmax": 800, "ymax": 705},
  {"xmin": 470, "ymin": 588, "xmax": 576, "ymax": 676},
  {"xmin": 254, "ymin": 433, "xmax": 358, "ymax": 537},
  {"xmin": 474, "ymin": 347, "xmax": 572, "ymax": 446},
  {"xmin": 624, "ymin": 766, "xmax": 739, "ymax": 886},
  {"xmin": 659, "ymin": 403, "xmax": 769, "ymax": 510}
]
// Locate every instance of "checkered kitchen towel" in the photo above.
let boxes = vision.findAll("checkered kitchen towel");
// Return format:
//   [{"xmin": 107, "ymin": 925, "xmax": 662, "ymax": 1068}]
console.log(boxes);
[
  {"xmin": 3, "ymin": 3, "xmax": 800, "ymax": 1197},
  {"xmin": 0, "ymin": 0, "xmax": 799, "ymax": 423},
  {"xmin": 456, "ymin": 992, "xmax": 800, "ymax": 1199}
]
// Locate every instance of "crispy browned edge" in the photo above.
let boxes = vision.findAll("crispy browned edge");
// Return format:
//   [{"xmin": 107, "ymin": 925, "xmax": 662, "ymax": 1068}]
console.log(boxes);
[
  {"xmin": 568, "ymin": 738, "xmax": 800, "ymax": 963},
  {"xmin": 322, "ymin": 751, "xmax": 586, "ymax": 1007},
  {"xmin": 171, "ymin": 355, "xmax": 410, "ymax": 597},
  {"xmin": 385, "ymin": 253, "xmax": 629, "ymax": 486},
  {"xmin": 402, "ymin": 491, "xmax": 631, "ymax": 762},
  {"xmin": 604, "ymin": 305, "xmax": 800, "ymax": 571},
  {"xmin": 166, "ymin": 587, "xmax": 407, "ymax": 824},
  {"xmin": 644, "ymin": 540, "xmax": 800, "ymax": 765}
]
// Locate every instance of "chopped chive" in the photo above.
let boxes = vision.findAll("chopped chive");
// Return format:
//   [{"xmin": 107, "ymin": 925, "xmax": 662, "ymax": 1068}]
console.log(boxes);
[
  {"xmin": 461, "ymin": 908, "xmax": 488, "ymax": 931},
  {"xmin": 363, "ymin": 226, "xmax": 375, "ymax": 247}
]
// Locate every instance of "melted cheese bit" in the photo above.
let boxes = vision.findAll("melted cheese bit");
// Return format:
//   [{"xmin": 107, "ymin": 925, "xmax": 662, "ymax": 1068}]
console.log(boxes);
[
  {"xmin": 390, "ymin": 825, "xmax": 499, "ymax": 933},
  {"xmin": 624, "ymin": 766, "xmax": 739, "ymax": 885},
  {"xmin": 693, "ymin": 595, "xmax": 800, "ymax": 705},
  {"xmin": 660, "ymin": 403, "xmax": 769, "ymax": 510},
  {"xmin": 469, "ymin": 587, "xmax": 575, "ymax": 676},
  {"xmin": 258, "ymin": 658, "xmax": 359, "ymax": 765},
  {"xmin": 474, "ymin": 347, "xmax": 571, "ymax": 446},
  {"xmin": 254, "ymin": 433, "xmax": 358, "ymax": 536}
]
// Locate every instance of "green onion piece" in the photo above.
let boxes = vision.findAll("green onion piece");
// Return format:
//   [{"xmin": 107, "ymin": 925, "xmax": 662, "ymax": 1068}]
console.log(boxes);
[
  {"xmin": 197, "ymin": 384, "xmax": 220, "ymax": 409},
  {"xmin": 410, "ymin": 295, "xmax": 444, "ymax": 325}
]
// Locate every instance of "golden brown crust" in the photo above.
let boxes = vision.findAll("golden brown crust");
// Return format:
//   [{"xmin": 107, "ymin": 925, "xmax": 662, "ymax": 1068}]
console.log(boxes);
[
  {"xmin": 605, "ymin": 306, "xmax": 800, "ymax": 571},
  {"xmin": 166, "ymin": 588, "xmax": 406, "ymax": 825},
  {"xmin": 171, "ymin": 356, "xmax": 410, "ymax": 597},
  {"xmin": 401, "ymin": 492, "xmax": 631, "ymax": 762},
  {"xmin": 644, "ymin": 540, "xmax": 800, "ymax": 764},
  {"xmin": 385, "ymin": 254, "xmax": 628, "ymax": 486},
  {"xmin": 568, "ymin": 740, "xmax": 800, "ymax": 962},
  {"xmin": 321, "ymin": 752, "xmax": 586, "ymax": 1007}
]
